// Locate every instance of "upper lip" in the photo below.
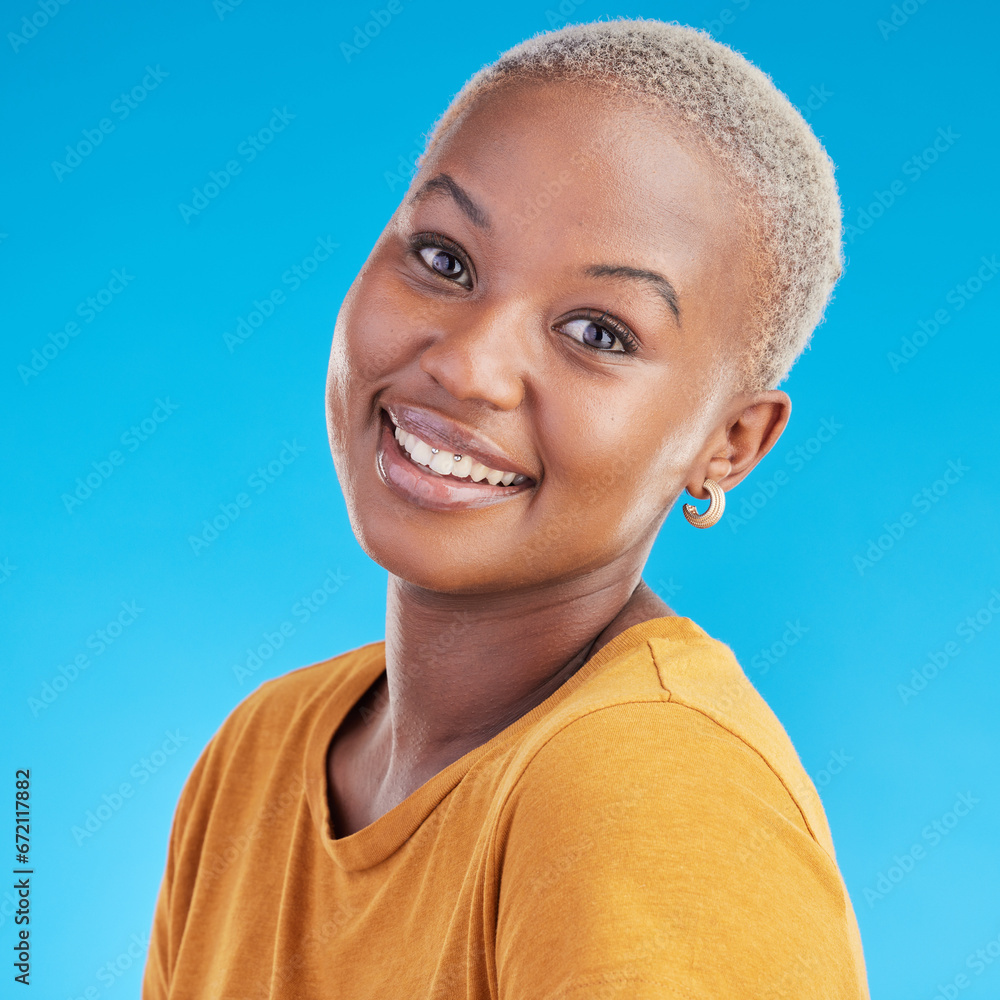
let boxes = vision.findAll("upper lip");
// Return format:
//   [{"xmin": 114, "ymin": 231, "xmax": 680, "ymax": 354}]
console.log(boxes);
[{"xmin": 382, "ymin": 402, "xmax": 538, "ymax": 482}]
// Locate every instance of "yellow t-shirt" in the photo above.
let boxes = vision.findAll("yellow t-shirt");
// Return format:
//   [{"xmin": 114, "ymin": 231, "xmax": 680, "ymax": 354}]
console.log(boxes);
[{"xmin": 142, "ymin": 615, "xmax": 870, "ymax": 999}]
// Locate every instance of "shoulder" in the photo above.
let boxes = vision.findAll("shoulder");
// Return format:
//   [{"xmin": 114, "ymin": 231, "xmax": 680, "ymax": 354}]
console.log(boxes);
[
  {"xmin": 502, "ymin": 617, "xmax": 836, "ymax": 860},
  {"xmin": 210, "ymin": 639, "xmax": 382, "ymax": 748},
  {"xmin": 505, "ymin": 700, "xmax": 814, "ymax": 861},
  {"xmin": 171, "ymin": 640, "xmax": 383, "ymax": 824},
  {"xmin": 492, "ymin": 630, "xmax": 869, "ymax": 998}
]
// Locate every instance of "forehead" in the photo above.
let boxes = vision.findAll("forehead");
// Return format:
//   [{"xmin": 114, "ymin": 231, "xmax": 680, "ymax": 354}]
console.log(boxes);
[{"xmin": 409, "ymin": 78, "xmax": 751, "ymax": 342}]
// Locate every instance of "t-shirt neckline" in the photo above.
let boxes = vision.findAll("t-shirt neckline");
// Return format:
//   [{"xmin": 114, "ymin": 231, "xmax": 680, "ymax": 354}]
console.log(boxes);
[{"xmin": 302, "ymin": 615, "xmax": 707, "ymax": 871}]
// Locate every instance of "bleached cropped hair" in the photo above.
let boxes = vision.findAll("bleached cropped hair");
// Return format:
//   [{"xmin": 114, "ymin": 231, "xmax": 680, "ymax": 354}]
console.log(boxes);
[{"xmin": 420, "ymin": 18, "xmax": 843, "ymax": 392}]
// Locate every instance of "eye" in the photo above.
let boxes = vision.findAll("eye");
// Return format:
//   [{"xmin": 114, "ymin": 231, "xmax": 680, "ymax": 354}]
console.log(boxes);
[
  {"xmin": 410, "ymin": 233, "xmax": 474, "ymax": 289},
  {"xmin": 419, "ymin": 246, "xmax": 465, "ymax": 279},
  {"xmin": 558, "ymin": 311, "xmax": 638, "ymax": 354}
]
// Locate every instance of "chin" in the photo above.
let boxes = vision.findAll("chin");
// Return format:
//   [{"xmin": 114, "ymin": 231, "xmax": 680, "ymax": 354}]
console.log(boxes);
[{"xmin": 345, "ymin": 503, "xmax": 550, "ymax": 596}]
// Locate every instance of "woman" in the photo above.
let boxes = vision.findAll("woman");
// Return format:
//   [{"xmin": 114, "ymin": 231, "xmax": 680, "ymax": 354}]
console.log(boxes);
[{"xmin": 144, "ymin": 18, "xmax": 869, "ymax": 999}]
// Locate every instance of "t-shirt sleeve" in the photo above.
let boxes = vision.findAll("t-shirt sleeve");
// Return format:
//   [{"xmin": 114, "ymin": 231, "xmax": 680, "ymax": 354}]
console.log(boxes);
[
  {"xmin": 142, "ymin": 742, "xmax": 212, "ymax": 1000},
  {"xmin": 494, "ymin": 701, "xmax": 868, "ymax": 1000},
  {"xmin": 141, "ymin": 732, "xmax": 217, "ymax": 1000},
  {"xmin": 141, "ymin": 674, "xmax": 294, "ymax": 999}
]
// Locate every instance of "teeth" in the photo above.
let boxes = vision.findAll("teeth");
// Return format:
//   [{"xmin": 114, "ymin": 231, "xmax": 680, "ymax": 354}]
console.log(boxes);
[
  {"xmin": 391, "ymin": 418, "xmax": 526, "ymax": 486},
  {"xmin": 410, "ymin": 439, "xmax": 434, "ymax": 465},
  {"xmin": 429, "ymin": 451, "xmax": 455, "ymax": 475}
]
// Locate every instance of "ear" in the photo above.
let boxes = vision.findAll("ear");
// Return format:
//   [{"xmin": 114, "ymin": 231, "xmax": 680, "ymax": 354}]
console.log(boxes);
[{"xmin": 685, "ymin": 390, "xmax": 791, "ymax": 499}]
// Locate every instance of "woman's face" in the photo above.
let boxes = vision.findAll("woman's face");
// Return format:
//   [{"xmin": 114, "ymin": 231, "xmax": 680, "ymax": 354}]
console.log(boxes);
[{"xmin": 326, "ymin": 79, "xmax": 758, "ymax": 594}]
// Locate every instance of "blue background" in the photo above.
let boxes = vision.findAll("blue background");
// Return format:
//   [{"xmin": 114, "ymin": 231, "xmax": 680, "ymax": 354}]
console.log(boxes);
[{"xmin": 2, "ymin": 0, "xmax": 998, "ymax": 996}]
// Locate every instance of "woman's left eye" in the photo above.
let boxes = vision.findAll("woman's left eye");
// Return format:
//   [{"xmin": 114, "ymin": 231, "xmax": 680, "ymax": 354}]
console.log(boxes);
[
  {"xmin": 559, "ymin": 317, "xmax": 629, "ymax": 353},
  {"xmin": 417, "ymin": 246, "xmax": 471, "ymax": 288}
]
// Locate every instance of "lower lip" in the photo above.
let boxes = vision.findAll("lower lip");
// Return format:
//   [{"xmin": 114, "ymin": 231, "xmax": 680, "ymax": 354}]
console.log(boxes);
[{"xmin": 375, "ymin": 411, "xmax": 534, "ymax": 511}]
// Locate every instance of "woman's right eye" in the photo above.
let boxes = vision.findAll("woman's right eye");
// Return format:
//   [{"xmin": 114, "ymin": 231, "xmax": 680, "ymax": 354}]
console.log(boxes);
[
  {"xmin": 411, "ymin": 236, "xmax": 474, "ymax": 289},
  {"xmin": 419, "ymin": 246, "xmax": 465, "ymax": 280}
]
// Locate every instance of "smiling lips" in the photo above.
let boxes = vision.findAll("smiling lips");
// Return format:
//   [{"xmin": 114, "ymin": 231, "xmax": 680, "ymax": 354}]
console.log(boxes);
[
  {"xmin": 393, "ymin": 421, "xmax": 528, "ymax": 486},
  {"xmin": 375, "ymin": 406, "xmax": 535, "ymax": 510}
]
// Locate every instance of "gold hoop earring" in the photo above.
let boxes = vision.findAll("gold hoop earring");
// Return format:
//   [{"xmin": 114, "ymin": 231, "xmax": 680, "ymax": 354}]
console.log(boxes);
[{"xmin": 682, "ymin": 479, "xmax": 725, "ymax": 528}]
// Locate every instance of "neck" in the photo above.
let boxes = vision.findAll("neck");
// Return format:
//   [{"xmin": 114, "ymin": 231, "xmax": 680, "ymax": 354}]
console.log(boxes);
[{"xmin": 374, "ymin": 560, "xmax": 673, "ymax": 782}]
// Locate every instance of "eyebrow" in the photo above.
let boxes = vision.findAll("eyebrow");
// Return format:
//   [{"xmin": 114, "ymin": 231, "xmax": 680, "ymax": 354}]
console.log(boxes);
[
  {"xmin": 584, "ymin": 264, "xmax": 681, "ymax": 324},
  {"xmin": 408, "ymin": 173, "xmax": 491, "ymax": 231}
]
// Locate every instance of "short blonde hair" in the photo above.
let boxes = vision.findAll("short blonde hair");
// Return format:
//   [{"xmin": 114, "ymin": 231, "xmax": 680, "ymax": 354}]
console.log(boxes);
[{"xmin": 420, "ymin": 18, "xmax": 843, "ymax": 391}]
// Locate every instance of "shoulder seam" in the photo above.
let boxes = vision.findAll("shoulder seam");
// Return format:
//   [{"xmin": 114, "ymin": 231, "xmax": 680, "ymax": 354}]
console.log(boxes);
[
  {"xmin": 661, "ymin": 697, "xmax": 825, "ymax": 849},
  {"xmin": 499, "ymin": 694, "xmax": 828, "ymax": 860},
  {"xmin": 645, "ymin": 635, "xmax": 828, "ymax": 853}
]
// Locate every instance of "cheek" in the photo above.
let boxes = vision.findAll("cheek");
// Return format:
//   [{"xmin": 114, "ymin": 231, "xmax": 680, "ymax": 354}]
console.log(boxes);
[
  {"xmin": 325, "ymin": 330, "xmax": 351, "ymax": 464},
  {"xmin": 327, "ymin": 275, "xmax": 408, "ymax": 421},
  {"xmin": 525, "ymin": 412, "xmax": 676, "ymax": 563},
  {"xmin": 344, "ymin": 272, "xmax": 449, "ymax": 395},
  {"xmin": 568, "ymin": 386, "xmax": 705, "ymax": 496}
]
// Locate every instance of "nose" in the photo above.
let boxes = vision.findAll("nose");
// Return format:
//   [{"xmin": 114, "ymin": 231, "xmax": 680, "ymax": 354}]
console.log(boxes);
[{"xmin": 417, "ymin": 301, "xmax": 531, "ymax": 411}]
